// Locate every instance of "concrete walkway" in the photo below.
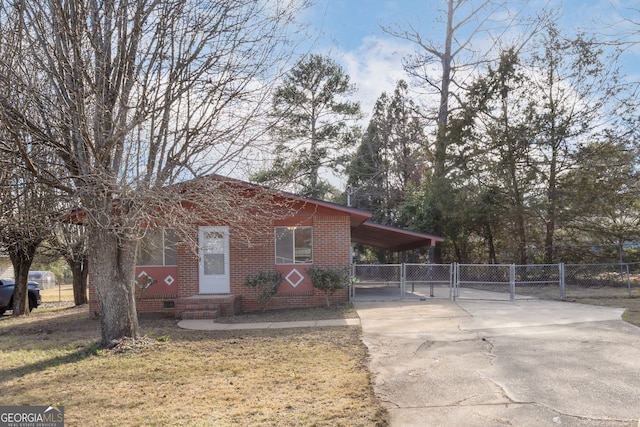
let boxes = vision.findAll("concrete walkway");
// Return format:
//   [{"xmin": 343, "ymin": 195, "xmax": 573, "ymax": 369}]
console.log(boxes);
[
  {"xmin": 355, "ymin": 299, "xmax": 640, "ymax": 427},
  {"xmin": 177, "ymin": 317, "xmax": 360, "ymax": 330}
]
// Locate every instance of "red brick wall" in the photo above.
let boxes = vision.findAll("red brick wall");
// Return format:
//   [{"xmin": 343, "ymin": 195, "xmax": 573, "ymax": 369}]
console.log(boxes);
[
  {"xmin": 313, "ymin": 215, "xmax": 352, "ymax": 268},
  {"xmin": 232, "ymin": 214, "xmax": 351, "ymax": 313},
  {"xmin": 89, "ymin": 210, "xmax": 353, "ymax": 315},
  {"xmin": 177, "ymin": 229, "xmax": 199, "ymax": 298}
]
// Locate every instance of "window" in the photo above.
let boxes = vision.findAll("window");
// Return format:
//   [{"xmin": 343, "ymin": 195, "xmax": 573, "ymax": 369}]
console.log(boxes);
[
  {"xmin": 138, "ymin": 228, "xmax": 178, "ymax": 266},
  {"xmin": 202, "ymin": 230, "xmax": 226, "ymax": 275},
  {"xmin": 275, "ymin": 226, "xmax": 312, "ymax": 264}
]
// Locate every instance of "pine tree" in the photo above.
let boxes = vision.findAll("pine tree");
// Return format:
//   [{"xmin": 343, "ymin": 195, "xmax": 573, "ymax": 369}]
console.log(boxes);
[{"xmin": 253, "ymin": 54, "xmax": 361, "ymax": 200}]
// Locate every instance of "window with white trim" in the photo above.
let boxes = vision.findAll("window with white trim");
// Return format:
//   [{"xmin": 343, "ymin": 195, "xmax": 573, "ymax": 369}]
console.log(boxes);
[
  {"xmin": 275, "ymin": 226, "xmax": 312, "ymax": 264},
  {"xmin": 138, "ymin": 228, "xmax": 178, "ymax": 266}
]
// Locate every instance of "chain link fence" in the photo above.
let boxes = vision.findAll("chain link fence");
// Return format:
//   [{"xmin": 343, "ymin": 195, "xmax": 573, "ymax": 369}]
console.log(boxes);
[
  {"xmin": 454, "ymin": 264, "xmax": 510, "ymax": 301},
  {"xmin": 564, "ymin": 262, "xmax": 640, "ymax": 299},
  {"xmin": 404, "ymin": 264, "xmax": 453, "ymax": 300},
  {"xmin": 350, "ymin": 262, "xmax": 639, "ymax": 302},
  {"xmin": 454, "ymin": 264, "xmax": 565, "ymax": 301},
  {"xmin": 514, "ymin": 264, "xmax": 564, "ymax": 301},
  {"xmin": 351, "ymin": 264, "xmax": 452, "ymax": 301},
  {"xmin": 351, "ymin": 264, "xmax": 402, "ymax": 301}
]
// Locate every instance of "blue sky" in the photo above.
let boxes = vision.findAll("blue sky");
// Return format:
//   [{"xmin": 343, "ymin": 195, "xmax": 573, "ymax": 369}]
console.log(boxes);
[{"xmin": 299, "ymin": 0, "xmax": 640, "ymax": 118}]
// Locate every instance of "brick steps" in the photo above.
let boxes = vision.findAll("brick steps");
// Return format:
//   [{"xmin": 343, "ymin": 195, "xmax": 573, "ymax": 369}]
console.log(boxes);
[
  {"xmin": 181, "ymin": 310, "xmax": 218, "ymax": 320},
  {"xmin": 178, "ymin": 295, "xmax": 240, "ymax": 320},
  {"xmin": 182, "ymin": 302, "xmax": 218, "ymax": 311},
  {"xmin": 179, "ymin": 299, "xmax": 218, "ymax": 320}
]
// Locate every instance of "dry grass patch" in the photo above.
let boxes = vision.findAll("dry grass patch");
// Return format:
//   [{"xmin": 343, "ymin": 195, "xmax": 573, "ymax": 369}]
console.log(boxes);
[
  {"xmin": 0, "ymin": 307, "xmax": 387, "ymax": 426},
  {"xmin": 39, "ymin": 284, "xmax": 78, "ymax": 303}
]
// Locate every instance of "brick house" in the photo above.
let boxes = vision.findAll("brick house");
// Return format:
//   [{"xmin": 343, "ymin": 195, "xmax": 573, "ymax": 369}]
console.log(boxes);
[{"xmin": 87, "ymin": 176, "xmax": 443, "ymax": 319}]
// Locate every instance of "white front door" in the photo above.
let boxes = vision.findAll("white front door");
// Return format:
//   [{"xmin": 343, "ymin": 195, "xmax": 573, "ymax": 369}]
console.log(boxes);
[{"xmin": 198, "ymin": 226, "xmax": 230, "ymax": 293}]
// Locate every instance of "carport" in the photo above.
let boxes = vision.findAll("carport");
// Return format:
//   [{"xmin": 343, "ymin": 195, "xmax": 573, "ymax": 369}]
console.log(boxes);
[{"xmin": 347, "ymin": 218, "xmax": 446, "ymax": 302}]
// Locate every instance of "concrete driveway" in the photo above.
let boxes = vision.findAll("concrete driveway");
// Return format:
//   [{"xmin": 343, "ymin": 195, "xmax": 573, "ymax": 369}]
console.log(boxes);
[{"xmin": 354, "ymin": 299, "xmax": 640, "ymax": 426}]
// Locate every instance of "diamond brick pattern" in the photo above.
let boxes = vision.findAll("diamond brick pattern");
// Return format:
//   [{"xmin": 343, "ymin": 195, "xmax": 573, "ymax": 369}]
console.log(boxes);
[{"xmin": 285, "ymin": 268, "xmax": 304, "ymax": 288}]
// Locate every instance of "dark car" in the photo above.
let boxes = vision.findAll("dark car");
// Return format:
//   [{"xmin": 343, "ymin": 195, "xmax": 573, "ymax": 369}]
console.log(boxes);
[{"xmin": 0, "ymin": 279, "xmax": 42, "ymax": 315}]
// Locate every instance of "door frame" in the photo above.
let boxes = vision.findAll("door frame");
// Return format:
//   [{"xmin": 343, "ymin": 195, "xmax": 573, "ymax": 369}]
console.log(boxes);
[{"xmin": 198, "ymin": 226, "xmax": 230, "ymax": 294}]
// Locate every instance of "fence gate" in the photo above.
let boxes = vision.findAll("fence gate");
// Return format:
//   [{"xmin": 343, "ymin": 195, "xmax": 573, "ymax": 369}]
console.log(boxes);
[
  {"xmin": 351, "ymin": 263, "xmax": 453, "ymax": 301},
  {"xmin": 454, "ymin": 264, "xmax": 514, "ymax": 301},
  {"xmin": 403, "ymin": 263, "xmax": 453, "ymax": 300},
  {"xmin": 351, "ymin": 264, "xmax": 402, "ymax": 301}
]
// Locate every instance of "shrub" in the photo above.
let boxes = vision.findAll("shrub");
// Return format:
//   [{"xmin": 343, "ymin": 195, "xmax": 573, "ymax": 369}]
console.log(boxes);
[
  {"xmin": 308, "ymin": 266, "xmax": 349, "ymax": 307},
  {"xmin": 243, "ymin": 271, "xmax": 283, "ymax": 312}
]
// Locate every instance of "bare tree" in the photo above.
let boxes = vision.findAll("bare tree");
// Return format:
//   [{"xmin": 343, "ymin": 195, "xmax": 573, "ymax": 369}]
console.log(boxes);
[
  {"xmin": 0, "ymin": 9, "xmax": 60, "ymax": 315},
  {"xmin": 0, "ymin": 0, "xmax": 307, "ymax": 345},
  {"xmin": 0, "ymin": 149, "xmax": 59, "ymax": 316},
  {"xmin": 383, "ymin": 0, "xmax": 529, "ymax": 176}
]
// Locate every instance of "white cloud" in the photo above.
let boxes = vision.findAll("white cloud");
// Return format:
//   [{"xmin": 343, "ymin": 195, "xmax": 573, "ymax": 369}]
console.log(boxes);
[{"xmin": 329, "ymin": 36, "xmax": 415, "ymax": 120}]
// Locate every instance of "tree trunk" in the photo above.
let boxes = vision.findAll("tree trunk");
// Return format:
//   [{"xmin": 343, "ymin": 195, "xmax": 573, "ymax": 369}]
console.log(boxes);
[
  {"xmin": 507, "ymin": 144, "xmax": 527, "ymax": 264},
  {"xmin": 89, "ymin": 226, "xmax": 139, "ymax": 347},
  {"xmin": 12, "ymin": 259, "xmax": 32, "ymax": 316},
  {"xmin": 544, "ymin": 145, "xmax": 559, "ymax": 264},
  {"xmin": 428, "ymin": 1, "xmax": 455, "ymax": 265},
  {"xmin": 9, "ymin": 241, "xmax": 38, "ymax": 316},
  {"xmin": 515, "ymin": 202, "xmax": 527, "ymax": 265},
  {"xmin": 69, "ymin": 256, "xmax": 88, "ymax": 306},
  {"xmin": 453, "ymin": 241, "xmax": 463, "ymax": 263},
  {"xmin": 486, "ymin": 225, "xmax": 497, "ymax": 264},
  {"xmin": 434, "ymin": 0, "xmax": 454, "ymax": 179}
]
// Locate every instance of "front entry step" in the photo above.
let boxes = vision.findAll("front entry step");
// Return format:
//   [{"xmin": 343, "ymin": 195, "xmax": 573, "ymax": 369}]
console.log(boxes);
[
  {"xmin": 177, "ymin": 294, "xmax": 240, "ymax": 320},
  {"xmin": 181, "ymin": 309, "xmax": 218, "ymax": 320}
]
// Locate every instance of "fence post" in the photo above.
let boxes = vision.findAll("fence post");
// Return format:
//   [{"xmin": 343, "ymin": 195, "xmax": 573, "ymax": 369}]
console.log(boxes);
[
  {"xmin": 559, "ymin": 263, "xmax": 565, "ymax": 301},
  {"xmin": 400, "ymin": 263, "xmax": 405, "ymax": 299},
  {"xmin": 626, "ymin": 263, "xmax": 631, "ymax": 298},
  {"xmin": 429, "ymin": 264, "xmax": 434, "ymax": 297},
  {"xmin": 350, "ymin": 264, "xmax": 355, "ymax": 301},
  {"xmin": 510, "ymin": 264, "xmax": 516, "ymax": 301},
  {"xmin": 451, "ymin": 263, "xmax": 457, "ymax": 301}
]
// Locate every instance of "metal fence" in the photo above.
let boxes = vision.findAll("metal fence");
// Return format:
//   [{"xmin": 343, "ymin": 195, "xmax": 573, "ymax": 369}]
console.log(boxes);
[
  {"xmin": 455, "ymin": 264, "xmax": 563, "ymax": 301},
  {"xmin": 350, "ymin": 263, "xmax": 453, "ymax": 301},
  {"xmin": 404, "ymin": 264, "xmax": 453, "ymax": 300},
  {"xmin": 351, "ymin": 264, "xmax": 402, "ymax": 301},
  {"xmin": 350, "ymin": 262, "xmax": 640, "ymax": 302},
  {"xmin": 564, "ymin": 262, "xmax": 640, "ymax": 299}
]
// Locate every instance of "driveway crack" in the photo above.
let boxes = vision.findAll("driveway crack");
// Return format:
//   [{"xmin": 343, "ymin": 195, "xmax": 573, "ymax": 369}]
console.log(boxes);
[{"xmin": 535, "ymin": 402, "xmax": 637, "ymax": 425}]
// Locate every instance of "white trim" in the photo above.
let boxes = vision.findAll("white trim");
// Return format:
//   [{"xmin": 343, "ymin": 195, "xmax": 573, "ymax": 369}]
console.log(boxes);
[{"xmin": 198, "ymin": 226, "xmax": 230, "ymax": 293}]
